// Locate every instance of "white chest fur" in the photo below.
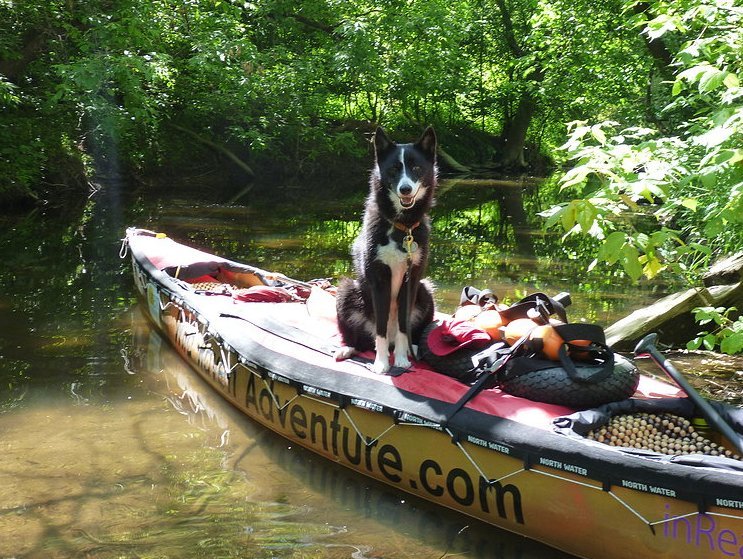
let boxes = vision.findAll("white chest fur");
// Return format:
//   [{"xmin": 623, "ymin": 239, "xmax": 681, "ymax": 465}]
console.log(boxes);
[
  {"xmin": 372, "ymin": 235, "xmax": 422, "ymax": 373},
  {"xmin": 375, "ymin": 234, "xmax": 421, "ymax": 297}
]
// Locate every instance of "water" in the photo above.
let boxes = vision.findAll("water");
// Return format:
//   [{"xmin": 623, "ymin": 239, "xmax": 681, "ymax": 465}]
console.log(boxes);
[{"xmin": 0, "ymin": 177, "xmax": 739, "ymax": 558}]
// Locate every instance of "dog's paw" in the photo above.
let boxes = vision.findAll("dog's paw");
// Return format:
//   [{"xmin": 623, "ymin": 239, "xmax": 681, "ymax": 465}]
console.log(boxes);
[
  {"xmin": 371, "ymin": 356, "xmax": 391, "ymax": 374},
  {"xmin": 334, "ymin": 346, "xmax": 357, "ymax": 361},
  {"xmin": 393, "ymin": 352, "xmax": 411, "ymax": 369}
]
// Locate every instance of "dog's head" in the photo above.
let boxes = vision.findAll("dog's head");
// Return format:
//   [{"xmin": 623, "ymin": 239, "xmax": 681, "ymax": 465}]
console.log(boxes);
[{"xmin": 372, "ymin": 126, "xmax": 437, "ymax": 215}]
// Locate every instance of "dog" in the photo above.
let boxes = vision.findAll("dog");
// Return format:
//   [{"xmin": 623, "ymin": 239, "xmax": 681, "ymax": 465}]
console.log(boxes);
[{"xmin": 335, "ymin": 126, "xmax": 437, "ymax": 374}]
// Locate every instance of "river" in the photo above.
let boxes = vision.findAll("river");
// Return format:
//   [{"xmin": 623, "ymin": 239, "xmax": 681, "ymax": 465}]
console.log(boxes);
[{"xmin": 0, "ymin": 177, "xmax": 739, "ymax": 558}]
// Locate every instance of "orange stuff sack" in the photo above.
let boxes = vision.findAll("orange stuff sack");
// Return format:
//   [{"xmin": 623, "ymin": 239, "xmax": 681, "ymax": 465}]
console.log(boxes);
[
  {"xmin": 530, "ymin": 324, "xmax": 565, "ymax": 361},
  {"xmin": 473, "ymin": 309, "xmax": 506, "ymax": 340},
  {"xmin": 553, "ymin": 323, "xmax": 605, "ymax": 362},
  {"xmin": 503, "ymin": 318, "xmax": 538, "ymax": 346},
  {"xmin": 567, "ymin": 338, "xmax": 593, "ymax": 361},
  {"xmin": 505, "ymin": 320, "xmax": 587, "ymax": 361}
]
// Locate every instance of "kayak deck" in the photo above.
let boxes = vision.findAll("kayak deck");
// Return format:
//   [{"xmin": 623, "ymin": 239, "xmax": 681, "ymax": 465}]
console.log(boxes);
[
  {"xmin": 126, "ymin": 228, "xmax": 743, "ymax": 559},
  {"xmin": 131, "ymin": 231, "xmax": 683, "ymax": 432}
]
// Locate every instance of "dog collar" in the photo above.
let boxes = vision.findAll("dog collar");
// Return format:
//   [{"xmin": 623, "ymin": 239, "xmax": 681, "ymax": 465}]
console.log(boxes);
[
  {"xmin": 392, "ymin": 221, "xmax": 420, "ymax": 233},
  {"xmin": 392, "ymin": 221, "xmax": 420, "ymax": 260}
]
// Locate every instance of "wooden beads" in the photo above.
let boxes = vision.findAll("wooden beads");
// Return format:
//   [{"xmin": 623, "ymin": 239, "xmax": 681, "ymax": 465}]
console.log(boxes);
[
  {"xmin": 585, "ymin": 413, "xmax": 742, "ymax": 460},
  {"xmin": 190, "ymin": 281, "xmax": 230, "ymax": 292}
]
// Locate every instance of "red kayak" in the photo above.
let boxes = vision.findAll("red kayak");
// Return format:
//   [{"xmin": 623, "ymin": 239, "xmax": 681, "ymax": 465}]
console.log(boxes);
[{"xmin": 124, "ymin": 227, "xmax": 743, "ymax": 559}]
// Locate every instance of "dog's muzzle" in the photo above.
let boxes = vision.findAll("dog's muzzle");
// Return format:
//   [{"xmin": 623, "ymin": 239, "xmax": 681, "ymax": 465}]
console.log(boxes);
[{"xmin": 397, "ymin": 182, "xmax": 418, "ymax": 208}]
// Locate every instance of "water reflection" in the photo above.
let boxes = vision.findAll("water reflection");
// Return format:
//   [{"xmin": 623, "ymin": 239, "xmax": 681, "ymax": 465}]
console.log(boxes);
[
  {"xmin": 0, "ymin": 311, "xmax": 366, "ymax": 559},
  {"xmin": 134, "ymin": 308, "xmax": 575, "ymax": 559}
]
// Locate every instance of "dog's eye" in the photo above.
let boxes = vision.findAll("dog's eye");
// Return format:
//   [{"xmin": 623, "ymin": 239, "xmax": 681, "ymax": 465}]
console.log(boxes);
[{"xmin": 411, "ymin": 165, "xmax": 422, "ymax": 175}]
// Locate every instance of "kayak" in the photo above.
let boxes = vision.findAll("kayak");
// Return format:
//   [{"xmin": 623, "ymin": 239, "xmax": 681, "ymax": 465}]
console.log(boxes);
[{"xmin": 122, "ymin": 227, "xmax": 743, "ymax": 559}]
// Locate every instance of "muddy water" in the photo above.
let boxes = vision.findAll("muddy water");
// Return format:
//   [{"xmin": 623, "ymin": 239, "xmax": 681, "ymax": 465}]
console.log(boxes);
[{"xmin": 0, "ymin": 178, "xmax": 739, "ymax": 558}]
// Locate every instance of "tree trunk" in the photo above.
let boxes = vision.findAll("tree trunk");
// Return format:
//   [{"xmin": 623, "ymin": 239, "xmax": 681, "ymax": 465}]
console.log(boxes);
[
  {"xmin": 632, "ymin": 2, "xmax": 675, "ymax": 81},
  {"xmin": 499, "ymin": 92, "xmax": 538, "ymax": 168},
  {"xmin": 491, "ymin": 0, "xmax": 543, "ymax": 169},
  {"xmin": 0, "ymin": 31, "xmax": 46, "ymax": 82}
]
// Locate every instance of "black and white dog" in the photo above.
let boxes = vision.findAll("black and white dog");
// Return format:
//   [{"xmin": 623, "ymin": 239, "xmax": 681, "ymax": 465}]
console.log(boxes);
[{"xmin": 335, "ymin": 127, "xmax": 437, "ymax": 374}]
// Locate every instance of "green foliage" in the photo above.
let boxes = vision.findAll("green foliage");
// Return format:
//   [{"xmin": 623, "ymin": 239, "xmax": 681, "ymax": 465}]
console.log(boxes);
[
  {"xmin": 2, "ymin": 0, "xmax": 664, "ymax": 198},
  {"xmin": 540, "ymin": 0, "xmax": 743, "ymax": 352},
  {"xmin": 688, "ymin": 306, "xmax": 743, "ymax": 355},
  {"xmin": 545, "ymin": 0, "xmax": 742, "ymax": 284}
]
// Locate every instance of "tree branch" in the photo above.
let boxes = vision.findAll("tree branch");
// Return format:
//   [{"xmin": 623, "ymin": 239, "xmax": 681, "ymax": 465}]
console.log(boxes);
[{"xmin": 167, "ymin": 123, "xmax": 255, "ymax": 179}]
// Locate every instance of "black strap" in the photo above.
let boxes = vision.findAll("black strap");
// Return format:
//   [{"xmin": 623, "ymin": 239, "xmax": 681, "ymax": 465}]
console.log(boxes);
[
  {"xmin": 553, "ymin": 323, "xmax": 614, "ymax": 384},
  {"xmin": 443, "ymin": 349, "xmax": 513, "ymax": 424},
  {"xmin": 499, "ymin": 292, "xmax": 569, "ymax": 323}
]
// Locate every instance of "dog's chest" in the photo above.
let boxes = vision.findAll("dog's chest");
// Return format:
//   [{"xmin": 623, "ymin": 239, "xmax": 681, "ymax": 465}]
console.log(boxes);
[{"xmin": 375, "ymin": 234, "xmax": 421, "ymax": 295}]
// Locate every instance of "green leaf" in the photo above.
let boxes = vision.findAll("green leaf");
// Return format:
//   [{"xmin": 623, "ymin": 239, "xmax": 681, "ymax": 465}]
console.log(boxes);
[
  {"xmin": 714, "ymin": 149, "xmax": 743, "ymax": 166},
  {"xmin": 591, "ymin": 125, "xmax": 607, "ymax": 145},
  {"xmin": 699, "ymin": 168, "xmax": 717, "ymax": 188},
  {"xmin": 561, "ymin": 202, "xmax": 577, "ymax": 232},
  {"xmin": 620, "ymin": 244, "xmax": 642, "ymax": 281},
  {"xmin": 720, "ymin": 333, "xmax": 743, "ymax": 355},
  {"xmin": 576, "ymin": 201, "xmax": 597, "ymax": 232},
  {"xmin": 678, "ymin": 64, "xmax": 711, "ymax": 84},
  {"xmin": 696, "ymin": 127, "xmax": 733, "ymax": 148},
  {"xmin": 560, "ymin": 167, "xmax": 590, "ymax": 189},
  {"xmin": 643, "ymin": 255, "xmax": 665, "ymax": 279},
  {"xmin": 600, "ymin": 231, "xmax": 626, "ymax": 264},
  {"xmin": 543, "ymin": 205, "xmax": 565, "ymax": 229},
  {"xmin": 723, "ymin": 72, "xmax": 740, "ymax": 90},
  {"xmin": 699, "ymin": 68, "xmax": 725, "ymax": 93},
  {"xmin": 687, "ymin": 337, "xmax": 703, "ymax": 351},
  {"xmin": 680, "ymin": 198, "xmax": 698, "ymax": 211}
]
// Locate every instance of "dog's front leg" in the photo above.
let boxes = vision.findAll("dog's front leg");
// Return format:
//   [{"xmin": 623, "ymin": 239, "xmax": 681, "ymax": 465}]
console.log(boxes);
[
  {"xmin": 370, "ymin": 271, "xmax": 392, "ymax": 374},
  {"xmin": 393, "ymin": 269, "xmax": 420, "ymax": 368}
]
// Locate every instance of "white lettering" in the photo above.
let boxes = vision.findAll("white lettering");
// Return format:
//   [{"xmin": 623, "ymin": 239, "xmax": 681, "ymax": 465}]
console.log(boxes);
[
  {"xmin": 563, "ymin": 464, "xmax": 588, "ymax": 476},
  {"xmin": 648, "ymin": 485, "xmax": 676, "ymax": 497},
  {"xmin": 716, "ymin": 498, "xmax": 743, "ymax": 510},
  {"xmin": 302, "ymin": 385, "xmax": 331, "ymax": 399},
  {"xmin": 621, "ymin": 480, "xmax": 649, "ymax": 491}
]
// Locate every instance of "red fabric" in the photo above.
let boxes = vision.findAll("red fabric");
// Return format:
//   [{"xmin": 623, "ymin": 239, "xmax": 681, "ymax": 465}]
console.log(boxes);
[
  {"xmin": 186, "ymin": 275, "xmax": 220, "ymax": 284},
  {"xmin": 141, "ymin": 235, "xmax": 228, "ymax": 270},
  {"xmin": 426, "ymin": 318, "xmax": 492, "ymax": 356},
  {"xmin": 233, "ymin": 286, "xmax": 295, "ymax": 303}
]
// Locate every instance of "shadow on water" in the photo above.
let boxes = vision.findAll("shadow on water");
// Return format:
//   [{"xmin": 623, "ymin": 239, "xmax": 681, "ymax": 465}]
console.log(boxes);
[{"xmin": 0, "ymin": 175, "xmax": 739, "ymax": 558}]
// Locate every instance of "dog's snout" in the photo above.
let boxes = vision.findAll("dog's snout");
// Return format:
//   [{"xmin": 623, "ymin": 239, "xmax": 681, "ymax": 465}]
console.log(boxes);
[{"xmin": 399, "ymin": 184, "xmax": 413, "ymax": 195}]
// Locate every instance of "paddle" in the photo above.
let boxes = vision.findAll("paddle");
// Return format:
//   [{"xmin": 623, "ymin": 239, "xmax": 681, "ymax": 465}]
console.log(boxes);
[{"xmin": 634, "ymin": 333, "xmax": 743, "ymax": 456}]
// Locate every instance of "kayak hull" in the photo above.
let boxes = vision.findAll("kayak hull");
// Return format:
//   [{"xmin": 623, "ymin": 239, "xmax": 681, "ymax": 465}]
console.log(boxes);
[{"xmin": 125, "ymin": 228, "xmax": 743, "ymax": 559}]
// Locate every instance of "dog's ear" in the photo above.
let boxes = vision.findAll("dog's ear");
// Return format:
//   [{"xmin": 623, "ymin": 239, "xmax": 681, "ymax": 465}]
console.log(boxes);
[
  {"xmin": 416, "ymin": 126, "xmax": 437, "ymax": 160},
  {"xmin": 373, "ymin": 127, "xmax": 394, "ymax": 157}
]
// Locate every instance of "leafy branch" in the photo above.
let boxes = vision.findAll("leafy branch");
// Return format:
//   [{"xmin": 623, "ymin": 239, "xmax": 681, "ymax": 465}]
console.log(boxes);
[{"xmin": 688, "ymin": 306, "xmax": 743, "ymax": 355}]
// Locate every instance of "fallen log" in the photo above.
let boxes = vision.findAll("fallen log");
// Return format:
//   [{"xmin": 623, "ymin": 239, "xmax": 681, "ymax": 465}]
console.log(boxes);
[
  {"xmin": 606, "ymin": 252, "xmax": 743, "ymax": 351},
  {"xmin": 436, "ymin": 146, "xmax": 471, "ymax": 173},
  {"xmin": 704, "ymin": 252, "xmax": 743, "ymax": 286}
]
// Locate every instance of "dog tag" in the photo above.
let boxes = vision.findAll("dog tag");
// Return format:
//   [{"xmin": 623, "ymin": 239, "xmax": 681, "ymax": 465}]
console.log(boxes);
[{"xmin": 403, "ymin": 234, "xmax": 418, "ymax": 255}]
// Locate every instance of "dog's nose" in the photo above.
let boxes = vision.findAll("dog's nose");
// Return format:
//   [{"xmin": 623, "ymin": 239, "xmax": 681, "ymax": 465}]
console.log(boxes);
[{"xmin": 399, "ymin": 184, "xmax": 413, "ymax": 195}]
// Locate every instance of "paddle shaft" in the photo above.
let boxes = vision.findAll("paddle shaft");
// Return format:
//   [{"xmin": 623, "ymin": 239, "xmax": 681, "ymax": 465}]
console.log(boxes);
[{"xmin": 634, "ymin": 333, "xmax": 743, "ymax": 456}]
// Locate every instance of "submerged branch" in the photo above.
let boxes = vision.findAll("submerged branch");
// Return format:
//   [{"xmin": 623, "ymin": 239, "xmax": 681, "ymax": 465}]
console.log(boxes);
[{"xmin": 167, "ymin": 123, "xmax": 255, "ymax": 179}]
